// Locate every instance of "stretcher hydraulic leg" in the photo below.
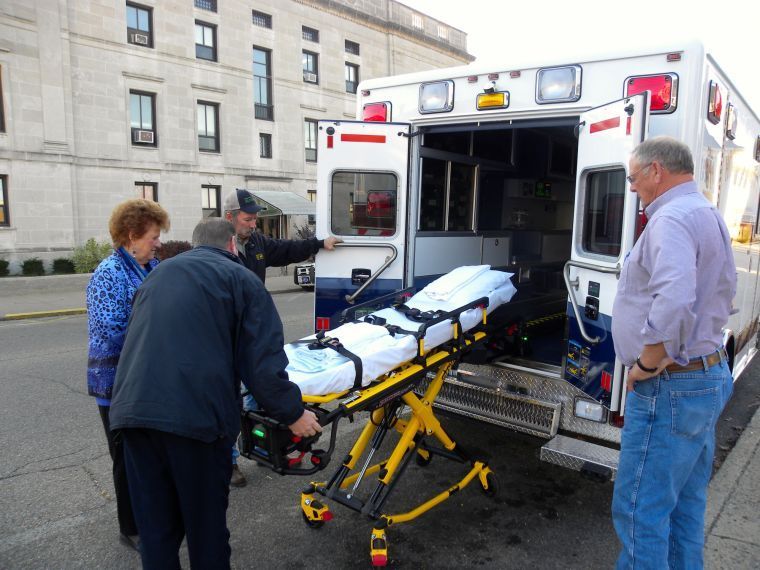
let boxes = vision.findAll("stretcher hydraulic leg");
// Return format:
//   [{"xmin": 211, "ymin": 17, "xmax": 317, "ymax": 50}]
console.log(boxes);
[{"xmin": 300, "ymin": 349, "xmax": 499, "ymax": 567}]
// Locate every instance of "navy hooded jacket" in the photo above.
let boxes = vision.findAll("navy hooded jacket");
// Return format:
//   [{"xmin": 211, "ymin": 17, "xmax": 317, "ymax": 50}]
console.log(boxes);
[
  {"xmin": 109, "ymin": 246, "xmax": 303, "ymax": 443},
  {"xmin": 241, "ymin": 232, "xmax": 322, "ymax": 283}
]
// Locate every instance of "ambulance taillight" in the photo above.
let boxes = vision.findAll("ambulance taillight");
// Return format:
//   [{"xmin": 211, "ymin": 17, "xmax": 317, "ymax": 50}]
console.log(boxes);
[
  {"xmin": 362, "ymin": 102, "xmax": 390, "ymax": 122},
  {"xmin": 624, "ymin": 74, "xmax": 678, "ymax": 114}
]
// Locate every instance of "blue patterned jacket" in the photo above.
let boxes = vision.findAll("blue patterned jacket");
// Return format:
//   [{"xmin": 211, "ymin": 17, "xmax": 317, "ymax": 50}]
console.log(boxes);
[{"xmin": 86, "ymin": 250, "xmax": 158, "ymax": 401}]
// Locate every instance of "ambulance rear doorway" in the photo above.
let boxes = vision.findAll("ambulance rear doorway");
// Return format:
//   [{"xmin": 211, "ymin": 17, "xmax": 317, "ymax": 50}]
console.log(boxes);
[{"xmin": 413, "ymin": 118, "xmax": 591, "ymax": 372}]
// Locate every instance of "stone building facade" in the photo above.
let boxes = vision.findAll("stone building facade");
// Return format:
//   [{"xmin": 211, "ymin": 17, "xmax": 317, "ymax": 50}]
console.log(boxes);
[{"xmin": 0, "ymin": 0, "xmax": 471, "ymax": 270}]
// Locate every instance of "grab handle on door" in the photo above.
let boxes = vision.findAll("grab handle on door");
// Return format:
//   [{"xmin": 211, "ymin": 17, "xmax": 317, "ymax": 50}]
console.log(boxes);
[
  {"xmin": 563, "ymin": 260, "xmax": 620, "ymax": 345},
  {"xmin": 335, "ymin": 243, "xmax": 398, "ymax": 304}
]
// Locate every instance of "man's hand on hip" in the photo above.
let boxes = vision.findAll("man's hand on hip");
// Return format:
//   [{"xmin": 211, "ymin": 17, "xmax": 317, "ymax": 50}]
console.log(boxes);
[{"xmin": 288, "ymin": 409, "xmax": 322, "ymax": 438}]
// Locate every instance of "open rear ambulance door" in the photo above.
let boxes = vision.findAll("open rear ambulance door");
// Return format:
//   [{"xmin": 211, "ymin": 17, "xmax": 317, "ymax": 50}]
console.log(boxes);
[
  {"xmin": 564, "ymin": 92, "xmax": 650, "ymax": 410},
  {"xmin": 314, "ymin": 120, "xmax": 411, "ymax": 331}
]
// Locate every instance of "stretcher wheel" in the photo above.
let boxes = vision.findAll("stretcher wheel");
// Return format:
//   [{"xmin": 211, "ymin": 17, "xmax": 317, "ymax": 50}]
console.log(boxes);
[
  {"xmin": 301, "ymin": 512, "xmax": 325, "ymax": 529},
  {"xmin": 415, "ymin": 450, "xmax": 432, "ymax": 467},
  {"xmin": 481, "ymin": 471, "xmax": 499, "ymax": 498}
]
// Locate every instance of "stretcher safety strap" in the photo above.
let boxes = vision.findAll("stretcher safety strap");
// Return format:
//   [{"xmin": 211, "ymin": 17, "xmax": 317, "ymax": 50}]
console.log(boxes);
[{"xmin": 304, "ymin": 331, "xmax": 364, "ymax": 390}]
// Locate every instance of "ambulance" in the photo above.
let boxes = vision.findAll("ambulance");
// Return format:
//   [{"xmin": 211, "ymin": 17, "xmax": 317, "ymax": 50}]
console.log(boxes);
[{"xmin": 311, "ymin": 41, "xmax": 760, "ymax": 479}]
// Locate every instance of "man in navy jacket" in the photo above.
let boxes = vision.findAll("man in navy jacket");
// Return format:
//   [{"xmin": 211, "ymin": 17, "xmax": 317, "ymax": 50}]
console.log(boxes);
[
  {"xmin": 223, "ymin": 188, "xmax": 340, "ymax": 284},
  {"xmin": 110, "ymin": 218, "xmax": 320, "ymax": 569}
]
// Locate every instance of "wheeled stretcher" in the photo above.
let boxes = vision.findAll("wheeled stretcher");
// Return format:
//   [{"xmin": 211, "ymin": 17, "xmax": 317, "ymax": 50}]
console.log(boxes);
[{"xmin": 239, "ymin": 267, "xmax": 515, "ymax": 566}]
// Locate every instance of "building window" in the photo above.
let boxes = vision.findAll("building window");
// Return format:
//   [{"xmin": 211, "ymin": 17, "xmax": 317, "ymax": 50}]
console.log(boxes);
[
  {"xmin": 130, "ymin": 91, "xmax": 156, "ymax": 146},
  {"xmin": 135, "ymin": 182, "xmax": 158, "ymax": 201},
  {"xmin": 437, "ymin": 25, "xmax": 448, "ymax": 40},
  {"xmin": 302, "ymin": 26, "xmax": 319, "ymax": 42},
  {"xmin": 345, "ymin": 39, "xmax": 360, "ymax": 56},
  {"xmin": 0, "ymin": 176, "xmax": 8, "ymax": 227},
  {"xmin": 194, "ymin": 0, "xmax": 216, "ymax": 11},
  {"xmin": 260, "ymin": 133, "xmax": 272, "ymax": 158},
  {"xmin": 126, "ymin": 3, "xmax": 152, "ymax": 47},
  {"xmin": 195, "ymin": 21, "xmax": 217, "ymax": 61},
  {"xmin": 304, "ymin": 119, "xmax": 318, "ymax": 162},
  {"xmin": 252, "ymin": 10, "xmax": 272, "ymax": 28},
  {"xmin": 253, "ymin": 47, "xmax": 273, "ymax": 121},
  {"xmin": 201, "ymin": 185, "xmax": 221, "ymax": 217},
  {"xmin": 345, "ymin": 63, "xmax": 359, "ymax": 94},
  {"xmin": 197, "ymin": 102, "xmax": 219, "ymax": 152},
  {"xmin": 302, "ymin": 51, "xmax": 318, "ymax": 84},
  {"xmin": 411, "ymin": 14, "xmax": 423, "ymax": 29}
]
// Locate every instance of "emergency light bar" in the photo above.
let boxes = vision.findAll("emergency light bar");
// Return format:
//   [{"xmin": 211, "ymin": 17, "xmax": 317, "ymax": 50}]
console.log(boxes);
[
  {"xmin": 419, "ymin": 80, "xmax": 454, "ymax": 114},
  {"xmin": 536, "ymin": 65, "xmax": 582, "ymax": 104},
  {"xmin": 624, "ymin": 73, "xmax": 678, "ymax": 114},
  {"xmin": 362, "ymin": 102, "xmax": 390, "ymax": 122}
]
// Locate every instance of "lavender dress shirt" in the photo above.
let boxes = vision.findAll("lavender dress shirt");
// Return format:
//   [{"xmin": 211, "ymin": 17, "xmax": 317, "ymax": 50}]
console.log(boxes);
[{"xmin": 611, "ymin": 180, "xmax": 736, "ymax": 367}]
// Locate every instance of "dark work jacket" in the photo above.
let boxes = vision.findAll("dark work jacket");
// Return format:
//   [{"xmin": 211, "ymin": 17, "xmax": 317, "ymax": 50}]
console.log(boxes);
[
  {"xmin": 242, "ymin": 232, "xmax": 323, "ymax": 283},
  {"xmin": 109, "ymin": 246, "xmax": 303, "ymax": 443}
]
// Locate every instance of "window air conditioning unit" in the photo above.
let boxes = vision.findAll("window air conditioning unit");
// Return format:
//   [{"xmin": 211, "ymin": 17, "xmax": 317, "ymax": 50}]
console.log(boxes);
[
  {"xmin": 131, "ymin": 33, "xmax": 149, "ymax": 45},
  {"xmin": 133, "ymin": 130, "xmax": 155, "ymax": 143},
  {"xmin": 303, "ymin": 72, "xmax": 317, "ymax": 83}
]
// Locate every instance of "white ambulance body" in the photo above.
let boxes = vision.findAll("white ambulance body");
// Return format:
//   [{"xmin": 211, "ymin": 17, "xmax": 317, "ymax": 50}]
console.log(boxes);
[{"xmin": 313, "ymin": 41, "xmax": 760, "ymax": 479}]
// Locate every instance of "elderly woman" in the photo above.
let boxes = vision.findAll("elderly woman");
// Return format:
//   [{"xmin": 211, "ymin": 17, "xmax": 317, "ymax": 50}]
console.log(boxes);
[{"xmin": 86, "ymin": 199, "xmax": 170, "ymax": 552}]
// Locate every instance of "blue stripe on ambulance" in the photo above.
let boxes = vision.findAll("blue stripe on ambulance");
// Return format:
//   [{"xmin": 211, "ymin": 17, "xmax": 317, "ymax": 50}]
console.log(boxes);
[
  {"xmin": 565, "ymin": 302, "xmax": 616, "ymax": 408},
  {"xmin": 314, "ymin": 277, "xmax": 403, "ymax": 330}
]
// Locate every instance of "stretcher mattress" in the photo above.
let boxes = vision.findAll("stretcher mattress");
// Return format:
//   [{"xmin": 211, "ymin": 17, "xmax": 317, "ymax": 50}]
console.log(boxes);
[{"xmin": 284, "ymin": 268, "xmax": 516, "ymax": 396}]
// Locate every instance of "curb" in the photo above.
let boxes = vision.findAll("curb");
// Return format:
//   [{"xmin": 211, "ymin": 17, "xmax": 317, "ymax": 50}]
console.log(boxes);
[
  {"xmin": 0, "ymin": 287, "xmax": 305, "ymax": 321},
  {"xmin": 1, "ymin": 308, "xmax": 88, "ymax": 321},
  {"xmin": 705, "ymin": 403, "xmax": 760, "ymax": 533}
]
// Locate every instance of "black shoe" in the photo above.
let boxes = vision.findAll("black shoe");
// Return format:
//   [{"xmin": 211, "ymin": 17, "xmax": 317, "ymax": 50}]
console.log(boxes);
[
  {"xmin": 119, "ymin": 533, "xmax": 140, "ymax": 553},
  {"xmin": 230, "ymin": 464, "xmax": 247, "ymax": 488}
]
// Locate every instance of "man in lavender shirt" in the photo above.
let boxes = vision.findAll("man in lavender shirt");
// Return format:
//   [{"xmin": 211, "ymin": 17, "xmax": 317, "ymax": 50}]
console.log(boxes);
[{"xmin": 610, "ymin": 136, "xmax": 736, "ymax": 569}]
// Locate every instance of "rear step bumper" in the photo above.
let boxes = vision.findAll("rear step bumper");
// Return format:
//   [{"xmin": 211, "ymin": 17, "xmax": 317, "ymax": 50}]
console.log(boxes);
[{"xmin": 540, "ymin": 434, "xmax": 619, "ymax": 481}]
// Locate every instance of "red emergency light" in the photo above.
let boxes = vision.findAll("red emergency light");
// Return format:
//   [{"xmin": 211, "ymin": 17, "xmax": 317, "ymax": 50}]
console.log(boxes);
[
  {"xmin": 362, "ymin": 102, "xmax": 390, "ymax": 122},
  {"xmin": 707, "ymin": 80, "xmax": 722, "ymax": 125},
  {"xmin": 625, "ymin": 74, "xmax": 677, "ymax": 114}
]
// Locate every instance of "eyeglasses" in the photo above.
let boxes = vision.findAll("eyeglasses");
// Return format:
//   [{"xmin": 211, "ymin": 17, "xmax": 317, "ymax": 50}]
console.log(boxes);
[{"xmin": 626, "ymin": 163, "xmax": 653, "ymax": 184}]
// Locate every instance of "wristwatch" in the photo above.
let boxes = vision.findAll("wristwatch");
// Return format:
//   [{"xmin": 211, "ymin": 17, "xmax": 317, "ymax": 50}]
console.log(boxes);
[{"xmin": 636, "ymin": 357, "xmax": 658, "ymax": 374}]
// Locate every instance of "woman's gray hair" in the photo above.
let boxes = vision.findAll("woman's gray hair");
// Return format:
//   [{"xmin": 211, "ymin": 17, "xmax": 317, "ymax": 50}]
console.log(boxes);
[
  {"xmin": 191, "ymin": 218, "xmax": 235, "ymax": 249},
  {"xmin": 631, "ymin": 136, "xmax": 694, "ymax": 174}
]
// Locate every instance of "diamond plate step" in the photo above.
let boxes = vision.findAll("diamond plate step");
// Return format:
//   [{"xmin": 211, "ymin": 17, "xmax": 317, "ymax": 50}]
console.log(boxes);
[{"xmin": 540, "ymin": 434, "xmax": 619, "ymax": 481}]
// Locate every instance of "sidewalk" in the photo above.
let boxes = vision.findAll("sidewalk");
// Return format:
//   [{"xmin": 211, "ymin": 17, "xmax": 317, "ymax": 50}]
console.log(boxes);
[
  {"xmin": 0, "ymin": 266, "xmax": 302, "ymax": 320},
  {"xmin": 704, "ymin": 403, "xmax": 760, "ymax": 568}
]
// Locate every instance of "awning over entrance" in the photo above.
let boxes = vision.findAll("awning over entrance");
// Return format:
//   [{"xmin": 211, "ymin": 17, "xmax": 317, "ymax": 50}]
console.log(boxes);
[{"xmin": 248, "ymin": 190, "xmax": 315, "ymax": 218}]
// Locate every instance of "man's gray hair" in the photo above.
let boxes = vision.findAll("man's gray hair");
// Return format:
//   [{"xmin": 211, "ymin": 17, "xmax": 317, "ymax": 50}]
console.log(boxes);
[
  {"xmin": 631, "ymin": 136, "xmax": 694, "ymax": 174},
  {"xmin": 192, "ymin": 218, "xmax": 235, "ymax": 249}
]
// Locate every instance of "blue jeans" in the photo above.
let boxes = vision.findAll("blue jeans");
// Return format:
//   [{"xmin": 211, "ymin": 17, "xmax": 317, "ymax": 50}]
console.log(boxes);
[
  {"xmin": 612, "ymin": 356, "xmax": 733, "ymax": 569},
  {"xmin": 231, "ymin": 393, "xmax": 258, "ymax": 464}
]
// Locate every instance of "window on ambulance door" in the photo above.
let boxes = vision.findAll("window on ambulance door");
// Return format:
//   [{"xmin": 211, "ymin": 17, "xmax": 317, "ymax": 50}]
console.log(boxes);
[
  {"xmin": 582, "ymin": 168, "xmax": 626, "ymax": 257},
  {"xmin": 331, "ymin": 171, "xmax": 397, "ymax": 237}
]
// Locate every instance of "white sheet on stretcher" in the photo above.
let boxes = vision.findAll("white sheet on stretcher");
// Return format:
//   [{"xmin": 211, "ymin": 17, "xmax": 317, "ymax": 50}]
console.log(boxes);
[{"xmin": 284, "ymin": 268, "xmax": 516, "ymax": 396}]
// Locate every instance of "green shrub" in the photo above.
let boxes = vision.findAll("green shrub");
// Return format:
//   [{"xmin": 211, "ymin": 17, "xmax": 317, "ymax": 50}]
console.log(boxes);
[
  {"xmin": 22, "ymin": 257, "xmax": 45, "ymax": 276},
  {"xmin": 157, "ymin": 240, "xmax": 192, "ymax": 261},
  {"xmin": 52, "ymin": 258, "xmax": 76, "ymax": 274},
  {"xmin": 72, "ymin": 238, "xmax": 113, "ymax": 273},
  {"xmin": 0, "ymin": 259, "xmax": 9, "ymax": 277}
]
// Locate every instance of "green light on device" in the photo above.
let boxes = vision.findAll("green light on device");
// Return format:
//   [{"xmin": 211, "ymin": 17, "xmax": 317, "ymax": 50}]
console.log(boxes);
[{"xmin": 253, "ymin": 428, "xmax": 266, "ymax": 438}]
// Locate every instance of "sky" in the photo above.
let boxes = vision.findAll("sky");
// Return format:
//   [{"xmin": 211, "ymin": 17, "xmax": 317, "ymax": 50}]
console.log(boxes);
[{"xmin": 400, "ymin": 0, "xmax": 760, "ymax": 114}]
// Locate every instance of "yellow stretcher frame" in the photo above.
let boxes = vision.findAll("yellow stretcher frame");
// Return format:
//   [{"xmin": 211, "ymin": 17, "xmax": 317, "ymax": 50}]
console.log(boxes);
[{"xmin": 298, "ymin": 318, "xmax": 498, "ymax": 567}]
